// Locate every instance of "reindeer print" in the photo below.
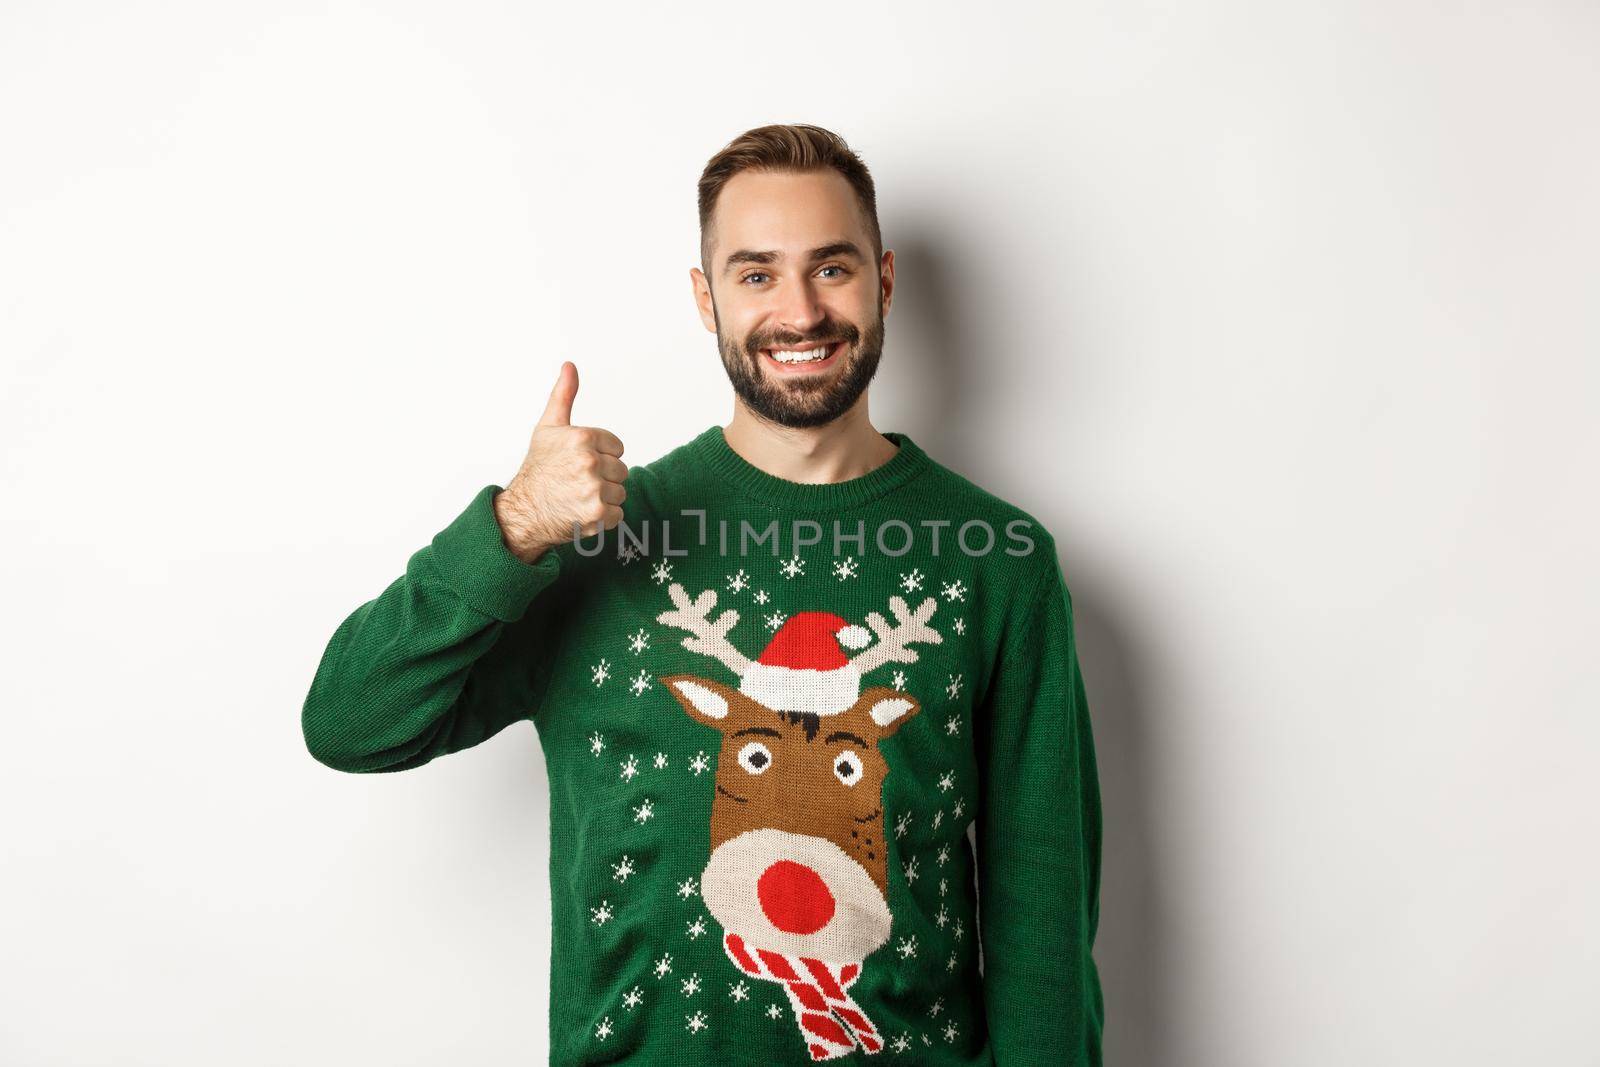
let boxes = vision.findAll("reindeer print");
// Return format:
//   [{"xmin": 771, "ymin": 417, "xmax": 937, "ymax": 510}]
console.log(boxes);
[{"xmin": 656, "ymin": 582, "xmax": 942, "ymax": 1060}]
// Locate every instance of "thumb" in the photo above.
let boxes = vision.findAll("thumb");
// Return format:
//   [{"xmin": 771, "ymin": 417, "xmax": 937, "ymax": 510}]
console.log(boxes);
[{"xmin": 539, "ymin": 361, "xmax": 578, "ymax": 427}]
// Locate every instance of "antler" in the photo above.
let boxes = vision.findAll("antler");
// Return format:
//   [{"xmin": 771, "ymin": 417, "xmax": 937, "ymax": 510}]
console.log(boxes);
[
  {"xmin": 850, "ymin": 595, "xmax": 943, "ymax": 676},
  {"xmin": 655, "ymin": 582, "xmax": 753, "ymax": 678}
]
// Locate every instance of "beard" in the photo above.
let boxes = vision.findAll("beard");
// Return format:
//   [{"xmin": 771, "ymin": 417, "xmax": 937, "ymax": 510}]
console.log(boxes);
[{"xmin": 714, "ymin": 305, "xmax": 885, "ymax": 429}]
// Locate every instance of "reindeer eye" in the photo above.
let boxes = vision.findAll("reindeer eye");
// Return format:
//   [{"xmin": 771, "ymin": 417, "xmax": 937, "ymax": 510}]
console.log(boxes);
[
  {"xmin": 737, "ymin": 741, "xmax": 773, "ymax": 775},
  {"xmin": 833, "ymin": 750, "xmax": 864, "ymax": 786}
]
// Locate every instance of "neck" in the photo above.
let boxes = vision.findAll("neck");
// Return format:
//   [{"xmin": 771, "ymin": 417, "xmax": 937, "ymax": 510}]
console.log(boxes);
[{"xmin": 723, "ymin": 397, "xmax": 898, "ymax": 485}]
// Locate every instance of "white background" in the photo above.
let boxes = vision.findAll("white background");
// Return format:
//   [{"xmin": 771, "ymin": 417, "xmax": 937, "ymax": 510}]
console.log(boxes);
[{"xmin": 2, "ymin": 3, "xmax": 1595, "ymax": 1064}]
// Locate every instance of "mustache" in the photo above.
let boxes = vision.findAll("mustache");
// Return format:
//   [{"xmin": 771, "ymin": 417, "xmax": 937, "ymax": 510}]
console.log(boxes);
[{"xmin": 748, "ymin": 327, "xmax": 857, "ymax": 352}]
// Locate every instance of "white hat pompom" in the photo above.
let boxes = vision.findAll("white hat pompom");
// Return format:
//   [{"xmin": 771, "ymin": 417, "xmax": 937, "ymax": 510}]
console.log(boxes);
[{"xmin": 835, "ymin": 624, "xmax": 872, "ymax": 650}]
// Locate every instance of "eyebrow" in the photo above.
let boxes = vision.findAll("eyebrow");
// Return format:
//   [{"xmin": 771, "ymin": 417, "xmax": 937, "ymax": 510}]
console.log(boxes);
[{"xmin": 722, "ymin": 240, "xmax": 865, "ymax": 276}]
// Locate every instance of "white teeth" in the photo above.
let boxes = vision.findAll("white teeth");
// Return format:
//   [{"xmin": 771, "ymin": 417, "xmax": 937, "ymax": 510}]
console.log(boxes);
[{"xmin": 766, "ymin": 343, "xmax": 836, "ymax": 364}]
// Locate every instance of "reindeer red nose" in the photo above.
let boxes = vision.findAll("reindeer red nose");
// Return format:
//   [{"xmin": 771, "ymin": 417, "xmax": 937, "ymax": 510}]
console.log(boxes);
[{"xmin": 756, "ymin": 860, "xmax": 836, "ymax": 935}]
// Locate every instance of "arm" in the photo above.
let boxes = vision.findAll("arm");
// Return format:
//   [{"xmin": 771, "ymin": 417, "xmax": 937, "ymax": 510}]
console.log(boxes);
[
  {"xmin": 300, "ymin": 484, "xmax": 569, "ymax": 774},
  {"xmin": 975, "ymin": 547, "xmax": 1104, "ymax": 1064}
]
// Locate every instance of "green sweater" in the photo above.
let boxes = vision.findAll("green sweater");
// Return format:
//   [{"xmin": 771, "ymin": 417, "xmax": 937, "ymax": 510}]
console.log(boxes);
[{"xmin": 302, "ymin": 425, "xmax": 1102, "ymax": 1065}]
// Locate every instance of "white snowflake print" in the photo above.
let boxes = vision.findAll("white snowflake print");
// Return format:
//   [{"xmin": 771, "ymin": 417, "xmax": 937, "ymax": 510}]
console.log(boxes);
[
  {"xmin": 632, "ymin": 798, "xmax": 655, "ymax": 824},
  {"xmin": 903, "ymin": 855, "xmax": 920, "ymax": 885},
  {"xmin": 832, "ymin": 556, "xmax": 859, "ymax": 580},
  {"xmin": 628, "ymin": 628, "xmax": 650, "ymax": 654},
  {"xmin": 726, "ymin": 568, "xmax": 749, "ymax": 593},
  {"xmin": 595, "ymin": 1015, "xmax": 614, "ymax": 1040},
  {"xmin": 676, "ymin": 877, "xmax": 699, "ymax": 900},
  {"xmin": 685, "ymin": 1011, "xmax": 709, "ymax": 1034},
  {"xmin": 623, "ymin": 985, "xmax": 643, "ymax": 1011},
  {"xmin": 945, "ymin": 673, "xmax": 964, "ymax": 700},
  {"xmin": 941, "ymin": 578, "xmax": 968, "ymax": 602},
  {"xmin": 896, "ymin": 934, "xmax": 918, "ymax": 960},
  {"xmin": 922, "ymin": 1033, "xmax": 934, "ymax": 1047},
  {"xmin": 588, "ymin": 730, "xmax": 605, "ymax": 756},
  {"xmin": 779, "ymin": 554, "xmax": 805, "ymax": 578},
  {"xmin": 686, "ymin": 915, "xmax": 707, "ymax": 939},
  {"xmin": 611, "ymin": 855, "xmax": 636, "ymax": 883},
  {"xmin": 753, "ymin": 588, "xmax": 770, "ymax": 605},
  {"xmin": 943, "ymin": 1020, "xmax": 960, "ymax": 1042},
  {"xmin": 898, "ymin": 568, "xmax": 924, "ymax": 592},
  {"xmin": 934, "ymin": 903, "xmax": 949, "ymax": 928},
  {"xmin": 946, "ymin": 952, "xmax": 959, "ymax": 974},
  {"xmin": 651, "ymin": 561, "xmax": 673, "ymax": 585},
  {"xmin": 953, "ymin": 796, "xmax": 966, "ymax": 819},
  {"xmin": 953, "ymin": 918, "xmax": 965, "ymax": 941},
  {"xmin": 939, "ymin": 877, "xmax": 948, "ymax": 898},
  {"xmin": 591, "ymin": 659, "xmax": 611, "ymax": 686},
  {"xmin": 629, "ymin": 670, "xmax": 652, "ymax": 697},
  {"xmin": 653, "ymin": 952, "xmax": 674, "ymax": 979},
  {"xmin": 766, "ymin": 1003, "xmax": 783, "ymax": 1020},
  {"xmin": 891, "ymin": 1034, "xmax": 912, "ymax": 1053},
  {"xmin": 729, "ymin": 980, "xmax": 750, "ymax": 1002},
  {"xmin": 688, "ymin": 750, "xmax": 711, "ymax": 776},
  {"xmin": 589, "ymin": 900, "xmax": 614, "ymax": 926},
  {"xmin": 945, "ymin": 715, "xmax": 961, "ymax": 736},
  {"xmin": 891, "ymin": 669, "xmax": 907, "ymax": 690},
  {"xmin": 894, "ymin": 812, "xmax": 912, "ymax": 839},
  {"xmin": 680, "ymin": 972, "xmax": 702, "ymax": 997},
  {"xmin": 653, "ymin": 751, "xmax": 669, "ymax": 770},
  {"xmin": 937, "ymin": 770, "xmax": 956, "ymax": 793},
  {"xmin": 764, "ymin": 610, "xmax": 787, "ymax": 632},
  {"xmin": 932, "ymin": 809, "xmax": 945, "ymax": 832},
  {"xmin": 937, "ymin": 844, "xmax": 952, "ymax": 866},
  {"xmin": 929, "ymin": 998, "xmax": 945, "ymax": 1018},
  {"xmin": 619, "ymin": 754, "xmax": 640, "ymax": 782},
  {"xmin": 618, "ymin": 542, "xmax": 641, "ymax": 565},
  {"xmin": 952, "ymin": 617, "xmax": 966, "ymax": 635}
]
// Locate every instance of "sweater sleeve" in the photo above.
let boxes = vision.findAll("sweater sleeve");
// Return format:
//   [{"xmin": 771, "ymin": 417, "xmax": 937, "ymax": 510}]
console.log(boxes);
[
  {"xmin": 301, "ymin": 484, "xmax": 568, "ymax": 774},
  {"xmin": 974, "ymin": 548, "xmax": 1104, "ymax": 1064}
]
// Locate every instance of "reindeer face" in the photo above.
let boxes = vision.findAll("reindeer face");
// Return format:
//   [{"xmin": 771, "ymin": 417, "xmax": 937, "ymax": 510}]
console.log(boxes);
[
  {"xmin": 654, "ymin": 583, "xmax": 941, "ymax": 966},
  {"xmin": 661, "ymin": 673, "xmax": 920, "ymax": 963}
]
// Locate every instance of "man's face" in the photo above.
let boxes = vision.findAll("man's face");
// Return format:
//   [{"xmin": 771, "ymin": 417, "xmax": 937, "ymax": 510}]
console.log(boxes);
[{"xmin": 693, "ymin": 169, "xmax": 891, "ymax": 429}]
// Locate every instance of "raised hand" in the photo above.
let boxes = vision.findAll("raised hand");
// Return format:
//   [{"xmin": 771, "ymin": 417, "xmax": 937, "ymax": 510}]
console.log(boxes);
[{"xmin": 493, "ymin": 361, "xmax": 628, "ymax": 564}]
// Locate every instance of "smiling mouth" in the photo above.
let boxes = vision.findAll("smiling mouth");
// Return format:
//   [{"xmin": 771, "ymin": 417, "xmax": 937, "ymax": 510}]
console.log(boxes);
[
  {"xmin": 716, "ymin": 783, "xmax": 750, "ymax": 804},
  {"xmin": 760, "ymin": 340, "xmax": 844, "ymax": 368}
]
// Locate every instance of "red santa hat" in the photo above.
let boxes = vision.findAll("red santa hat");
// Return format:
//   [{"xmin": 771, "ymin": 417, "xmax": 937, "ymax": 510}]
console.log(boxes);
[{"xmin": 739, "ymin": 611, "xmax": 872, "ymax": 718}]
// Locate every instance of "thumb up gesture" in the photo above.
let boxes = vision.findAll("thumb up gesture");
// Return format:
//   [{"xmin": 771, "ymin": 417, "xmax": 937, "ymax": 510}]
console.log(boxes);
[{"xmin": 494, "ymin": 361, "xmax": 628, "ymax": 564}]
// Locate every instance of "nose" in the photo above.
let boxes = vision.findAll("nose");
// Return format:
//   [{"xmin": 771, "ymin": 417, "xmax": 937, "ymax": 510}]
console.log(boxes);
[
  {"xmin": 757, "ymin": 859, "xmax": 836, "ymax": 935},
  {"xmin": 774, "ymin": 278, "xmax": 825, "ymax": 335}
]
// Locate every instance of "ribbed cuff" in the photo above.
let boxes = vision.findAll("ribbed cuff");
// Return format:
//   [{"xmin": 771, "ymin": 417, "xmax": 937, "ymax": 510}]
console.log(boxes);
[{"xmin": 430, "ymin": 484, "xmax": 562, "ymax": 622}]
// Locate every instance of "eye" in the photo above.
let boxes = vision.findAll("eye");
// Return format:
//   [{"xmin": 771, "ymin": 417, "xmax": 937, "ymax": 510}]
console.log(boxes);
[
  {"xmin": 738, "ymin": 741, "xmax": 773, "ymax": 775},
  {"xmin": 740, "ymin": 264, "xmax": 848, "ymax": 285},
  {"xmin": 833, "ymin": 750, "xmax": 864, "ymax": 786}
]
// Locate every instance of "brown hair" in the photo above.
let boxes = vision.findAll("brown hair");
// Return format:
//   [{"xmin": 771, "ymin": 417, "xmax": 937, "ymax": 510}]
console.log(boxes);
[{"xmin": 697, "ymin": 123, "xmax": 882, "ymax": 276}]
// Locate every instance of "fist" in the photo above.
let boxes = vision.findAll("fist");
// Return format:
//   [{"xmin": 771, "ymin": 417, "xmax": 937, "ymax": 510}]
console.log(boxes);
[{"xmin": 494, "ymin": 361, "xmax": 627, "ymax": 564}]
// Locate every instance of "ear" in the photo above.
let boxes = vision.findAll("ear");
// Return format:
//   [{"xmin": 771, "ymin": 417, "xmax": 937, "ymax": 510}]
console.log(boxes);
[
  {"xmin": 857, "ymin": 685, "xmax": 921, "ymax": 737},
  {"xmin": 660, "ymin": 674, "xmax": 743, "ymax": 727}
]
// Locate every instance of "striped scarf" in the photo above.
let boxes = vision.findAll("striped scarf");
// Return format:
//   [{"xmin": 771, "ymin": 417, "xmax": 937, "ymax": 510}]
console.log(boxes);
[{"xmin": 722, "ymin": 932, "xmax": 883, "ymax": 1059}]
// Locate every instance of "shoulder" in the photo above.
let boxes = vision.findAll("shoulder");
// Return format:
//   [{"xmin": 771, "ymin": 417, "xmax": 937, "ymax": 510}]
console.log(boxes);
[
  {"xmin": 615, "ymin": 430, "xmax": 712, "ymax": 524},
  {"xmin": 911, "ymin": 444, "xmax": 1063, "ymax": 588}
]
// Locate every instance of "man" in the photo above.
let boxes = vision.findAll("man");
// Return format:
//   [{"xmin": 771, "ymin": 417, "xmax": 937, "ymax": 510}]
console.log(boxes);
[{"xmin": 302, "ymin": 123, "xmax": 1103, "ymax": 1064}]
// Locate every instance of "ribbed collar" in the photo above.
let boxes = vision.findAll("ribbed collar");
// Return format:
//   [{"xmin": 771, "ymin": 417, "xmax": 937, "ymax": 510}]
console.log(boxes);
[{"xmin": 685, "ymin": 424, "xmax": 931, "ymax": 510}]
